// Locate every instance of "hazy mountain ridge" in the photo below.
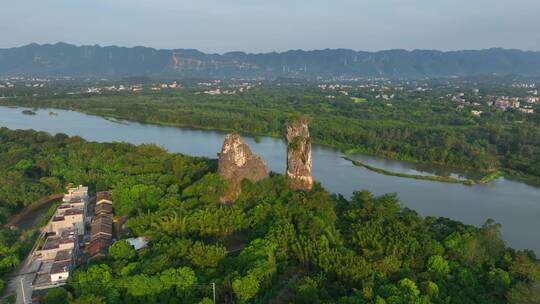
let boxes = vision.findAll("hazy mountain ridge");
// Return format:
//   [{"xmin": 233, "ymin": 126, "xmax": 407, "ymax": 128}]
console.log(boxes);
[{"xmin": 1, "ymin": 42, "xmax": 540, "ymax": 79}]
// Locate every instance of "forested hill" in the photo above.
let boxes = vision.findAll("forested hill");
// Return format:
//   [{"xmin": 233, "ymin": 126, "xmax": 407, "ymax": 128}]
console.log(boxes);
[
  {"xmin": 2, "ymin": 42, "xmax": 540, "ymax": 79},
  {"xmin": 1, "ymin": 128, "xmax": 540, "ymax": 303}
]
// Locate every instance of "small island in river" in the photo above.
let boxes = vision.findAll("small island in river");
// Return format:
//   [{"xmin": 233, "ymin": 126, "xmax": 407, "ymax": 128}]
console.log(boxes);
[
  {"xmin": 344, "ymin": 156, "xmax": 476, "ymax": 185},
  {"xmin": 22, "ymin": 109, "xmax": 37, "ymax": 115}
]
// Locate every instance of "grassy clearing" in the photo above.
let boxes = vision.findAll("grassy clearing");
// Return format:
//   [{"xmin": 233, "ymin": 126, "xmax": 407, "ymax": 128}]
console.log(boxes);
[
  {"xmin": 351, "ymin": 97, "xmax": 368, "ymax": 103},
  {"xmin": 477, "ymin": 171, "xmax": 505, "ymax": 184}
]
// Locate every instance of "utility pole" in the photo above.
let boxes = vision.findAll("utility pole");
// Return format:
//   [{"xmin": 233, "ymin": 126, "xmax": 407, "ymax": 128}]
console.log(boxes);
[
  {"xmin": 212, "ymin": 282, "xmax": 216, "ymax": 304},
  {"xmin": 20, "ymin": 277, "xmax": 26, "ymax": 304}
]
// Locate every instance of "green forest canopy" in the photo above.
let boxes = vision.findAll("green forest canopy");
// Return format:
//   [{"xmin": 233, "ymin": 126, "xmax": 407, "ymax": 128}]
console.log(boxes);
[
  {"xmin": 0, "ymin": 128, "xmax": 539, "ymax": 303},
  {"xmin": 6, "ymin": 87, "xmax": 540, "ymax": 182}
]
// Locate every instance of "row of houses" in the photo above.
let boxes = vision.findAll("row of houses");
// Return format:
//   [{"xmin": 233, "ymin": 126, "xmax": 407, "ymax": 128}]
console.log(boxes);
[
  {"xmin": 32, "ymin": 187, "xmax": 117, "ymax": 292},
  {"xmin": 86, "ymin": 192, "xmax": 114, "ymax": 261},
  {"xmin": 33, "ymin": 229, "xmax": 79, "ymax": 290},
  {"xmin": 54, "ymin": 185, "xmax": 89, "ymax": 235},
  {"xmin": 32, "ymin": 185, "xmax": 89, "ymax": 290}
]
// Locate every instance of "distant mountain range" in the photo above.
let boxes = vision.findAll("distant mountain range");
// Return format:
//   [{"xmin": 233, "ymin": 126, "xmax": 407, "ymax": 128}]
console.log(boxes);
[{"xmin": 1, "ymin": 42, "xmax": 540, "ymax": 79}]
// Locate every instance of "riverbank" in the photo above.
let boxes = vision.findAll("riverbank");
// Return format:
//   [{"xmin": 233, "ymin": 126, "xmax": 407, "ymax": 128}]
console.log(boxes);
[
  {"xmin": 477, "ymin": 171, "xmax": 505, "ymax": 184},
  {"xmin": 6, "ymin": 103, "xmax": 540, "ymax": 185},
  {"xmin": 501, "ymin": 169, "xmax": 540, "ymax": 188},
  {"xmin": 58, "ymin": 110, "xmax": 528, "ymax": 186},
  {"xmin": 343, "ymin": 157, "xmax": 540, "ymax": 187},
  {"xmin": 7, "ymin": 104, "xmax": 540, "ymax": 189},
  {"xmin": 1, "ymin": 106, "xmax": 540, "ymax": 256},
  {"xmin": 343, "ymin": 157, "xmax": 475, "ymax": 185}
]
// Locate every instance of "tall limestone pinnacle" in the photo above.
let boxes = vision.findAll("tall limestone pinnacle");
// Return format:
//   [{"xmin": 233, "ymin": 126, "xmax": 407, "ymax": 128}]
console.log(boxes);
[
  {"xmin": 218, "ymin": 134, "xmax": 268, "ymax": 203},
  {"xmin": 286, "ymin": 116, "xmax": 313, "ymax": 191}
]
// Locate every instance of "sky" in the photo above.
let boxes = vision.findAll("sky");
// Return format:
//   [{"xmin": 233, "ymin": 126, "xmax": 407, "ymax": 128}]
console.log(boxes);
[{"xmin": 1, "ymin": 0, "xmax": 539, "ymax": 53}]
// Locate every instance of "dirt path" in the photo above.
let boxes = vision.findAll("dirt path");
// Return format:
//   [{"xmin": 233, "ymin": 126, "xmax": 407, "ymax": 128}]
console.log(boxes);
[{"xmin": 5, "ymin": 194, "xmax": 63, "ymax": 228}]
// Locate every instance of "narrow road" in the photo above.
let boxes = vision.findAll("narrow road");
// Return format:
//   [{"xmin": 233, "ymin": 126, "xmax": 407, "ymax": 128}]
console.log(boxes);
[
  {"xmin": 3, "ymin": 192, "xmax": 94, "ymax": 303},
  {"xmin": 2, "ymin": 249, "xmax": 42, "ymax": 304},
  {"xmin": 2, "ymin": 194, "xmax": 58, "ymax": 304}
]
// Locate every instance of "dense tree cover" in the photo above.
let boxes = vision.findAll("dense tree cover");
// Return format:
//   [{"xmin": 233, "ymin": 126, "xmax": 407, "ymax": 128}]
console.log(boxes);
[
  {"xmin": 0, "ymin": 127, "xmax": 212, "ymax": 296},
  {"xmin": 67, "ymin": 175, "xmax": 540, "ymax": 303},
  {"xmin": 0, "ymin": 228, "xmax": 36, "ymax": 296},
  {"xmin": 1, "ymin": 128, "xmax": 539, "ymax": 303},
  {"xmin": 6, "ymin": 86, "xmax": 540, "ymax": 181}
]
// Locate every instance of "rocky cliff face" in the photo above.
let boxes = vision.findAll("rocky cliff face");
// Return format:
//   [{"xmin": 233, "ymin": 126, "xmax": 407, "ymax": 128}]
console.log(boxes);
[
  {"xmin": 286, "ymin": 117, "xmax": 313, "ymax": 191},
  {"xmin": 218, "ymin": 134, "xmax": 268, "ymax": 203}
]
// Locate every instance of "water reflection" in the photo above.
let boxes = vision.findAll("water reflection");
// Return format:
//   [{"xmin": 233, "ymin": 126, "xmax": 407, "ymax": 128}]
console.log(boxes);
[{"xmin": 1, "ymin": 106, "xmax": 539, "ymax": 254}]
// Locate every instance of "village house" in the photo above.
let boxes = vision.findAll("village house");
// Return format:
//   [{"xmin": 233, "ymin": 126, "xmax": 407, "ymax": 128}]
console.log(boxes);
[
  {"xmin": 47, "ymin": 185, "xmax": 89, "ymax": 236},
  {"xmin": 50, "ymin": 209, "xmax": 85, "ymax": 236},
  {"xmin": 33, "ymin": 252, "xmax": 76, "ymax": 289},
  {"xmin": 32, "ymin": 228, "xmax": 79, "ymax": 290},
  {"xmin": 520, "ymin": 107, "xmax": 535, "ymax": 114},
  {"xmin": 204, "ymin": 88, "xmax": 222, "ymax": 95},
  {"xmin": 59, "ymin": 196, "xmax": 85, "ymax": 212},
  {"xmin": 90, "ymin": 212, "xmax": 113, "ymax": 241},
  {"xmin": 63, "ymin": 185, "xmax": 89, "ymax": 214},
  {"xmin": 49, "ymin": 252, "xmax": 72, "ymax": 283},
  {"xmin": 525, "ymin": 96, "xmax": 540, "ymax": 104},
  {"xmin": 471, "ymin": 110, "xmax": 483, "ymax": 117},
  {"xmin": 35, "ymin": 229, "xmax": 78, "ymax": 260},
  {"xmin": 64, "ymin": 185, "xmax": 89, "ymax": 202},
  {"xmin": 86, "ymin": 191, "xmax": 114, "ymax": 261},
  {"xmin": 32, "ymin": 185, "xmax": 91, "ymax": 291},
  {"xmin": 64, "ymin": 187, "xmax": 88, "ymax": 207}
]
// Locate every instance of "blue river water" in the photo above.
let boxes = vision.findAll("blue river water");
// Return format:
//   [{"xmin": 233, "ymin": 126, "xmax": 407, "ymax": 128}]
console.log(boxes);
[{"xmin": 1, "ymin": 106, "xmax": 539, "ymax": 254}]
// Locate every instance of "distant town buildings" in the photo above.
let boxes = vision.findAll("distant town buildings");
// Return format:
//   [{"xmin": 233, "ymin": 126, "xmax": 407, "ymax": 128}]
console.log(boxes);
[
  {"xmin": 493, "ymin": 96, "xmax": 520, "ymax": 110},
  {"xmin": 198, "ymin": 83, "xmax": 253, "ymax": 95},
  {"xmin": 520, "ymin": 107, "xmax": 535, "ymax": 114},
  {"xmin": 488, "ymin": 96, "xmax": 536, "ymax": 113},
  {"xmin": 375, "ymin": 94, "xmax": 394, "ymax": 100},
  {"xmin": 204, "ymin": 88, "xmax": 222, "ymax": 95},
  {"xmin": 525, "ymin": 96, "xmax": 540, "ymax": 104},
  {"xmin": 512, "ymin": 83, "xmax": 536, "ymax": 89},
  {"xmin": 471, "ymin": 110, "xmax": 483, "ymax": 117}
]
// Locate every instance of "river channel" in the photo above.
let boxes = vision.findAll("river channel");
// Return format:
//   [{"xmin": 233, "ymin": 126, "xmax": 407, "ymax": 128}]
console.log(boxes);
[{"xmin": 1, "ymin": 106, "xmax": 539, "ymax": 254}]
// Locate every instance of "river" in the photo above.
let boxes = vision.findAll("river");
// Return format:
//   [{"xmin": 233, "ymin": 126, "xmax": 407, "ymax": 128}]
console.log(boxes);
[{"xmin": 1, "ymin": 106, "xmax": 539, "ymax": 254}]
